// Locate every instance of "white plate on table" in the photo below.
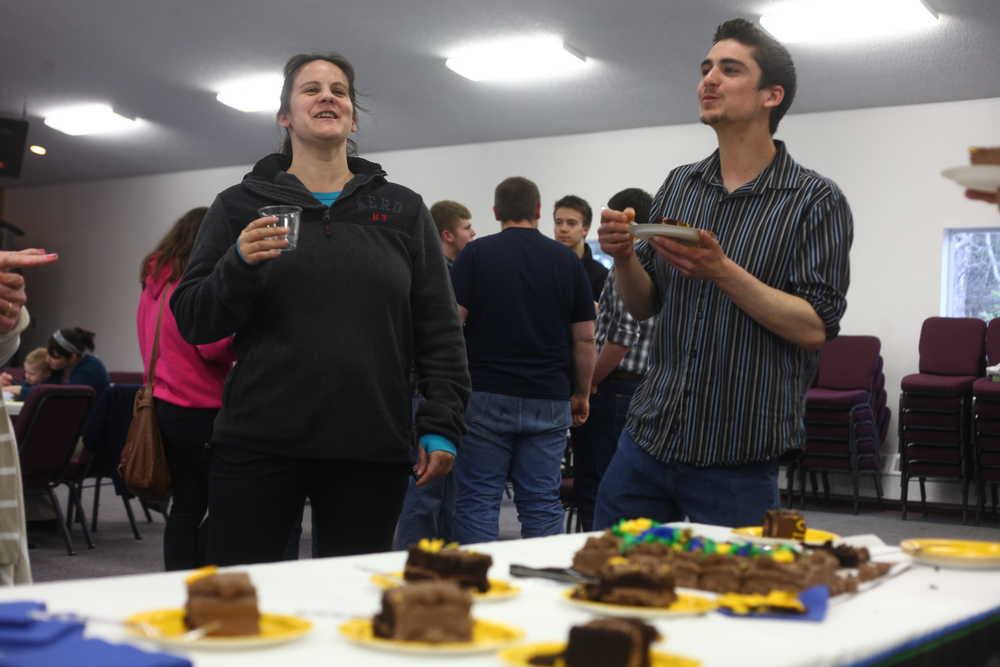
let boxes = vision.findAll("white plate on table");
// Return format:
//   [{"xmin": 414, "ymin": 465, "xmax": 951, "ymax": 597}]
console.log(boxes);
[{"xmin": 941, "ymin": 165, "xmax": 1000, "ymax": 193}]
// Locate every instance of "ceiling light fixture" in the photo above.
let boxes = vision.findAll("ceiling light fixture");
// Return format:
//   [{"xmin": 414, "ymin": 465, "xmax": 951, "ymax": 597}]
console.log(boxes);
[
  {"xmin": 43, "ymin": 104, "xmax": 141, "ymax": 136},
  {"xmin": 29, "ymin": 145, "xmax": 46, "ymax": 156},
  {"xmin": 215, "ymin": 74, "xmax": 283, "ymax": 113},
  {"xmin": 445, "ymin": 35, "xmax": 587, "ymax": 82},
  {"xmin": 760, "ymin": 0, "xmax": 938, "ymax": 43}
]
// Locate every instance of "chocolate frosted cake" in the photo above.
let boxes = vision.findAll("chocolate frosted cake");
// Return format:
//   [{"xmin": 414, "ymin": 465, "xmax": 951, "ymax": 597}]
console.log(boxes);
[
  {"xmin": 564, "ymin": 618, "xmax": 660, "ymax": 667},
  {"xmin": 403, "ymin": 539, "xmax": 492, "ymax": 593},
  {"xmin": 803, "ymin": 541, "xmax": 870, "ymax": 568},
  {"xmin": 574, "ymin": 557, "xmax": 677, "ymax": 608},
  {"xmin": 970, "ymin": 147, "xmax": 1000, "ymax": 165},
  {"xmin": 184, "ymin": 571, "xmax": 260, "ymax": 637},
  {"xmin": 571, "ymin": 533, "xmax": 623, "ymax": 576},
  {"xmin": 762, "ymin": 509, "xmax": 807, "ymax": 540},
  {"xmin": 699, "ymin": 554, "xmax": 748, "ymax": 593},
  {"xmin": 372, "ymin": 581, "xmax": 473, "ymax": 643}
]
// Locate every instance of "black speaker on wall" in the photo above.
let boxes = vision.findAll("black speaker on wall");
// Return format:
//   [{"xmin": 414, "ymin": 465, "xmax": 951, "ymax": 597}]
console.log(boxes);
[{"xmin": 0, "ymin": 119, "xmax": 29, "ymax": 179}]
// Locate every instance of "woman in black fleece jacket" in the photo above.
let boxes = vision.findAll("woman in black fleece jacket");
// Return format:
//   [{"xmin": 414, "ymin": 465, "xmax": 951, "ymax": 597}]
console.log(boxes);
[{"xmin": 171, "ymin": 53, "xmax": 469, "ymax": 564}]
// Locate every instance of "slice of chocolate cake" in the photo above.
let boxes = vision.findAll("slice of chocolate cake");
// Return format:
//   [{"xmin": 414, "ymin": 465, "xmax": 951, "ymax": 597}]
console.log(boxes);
[
  {"xmin": 403, "ymin": 539, "xmax": 492, "ymax": 593},
  {"xmin": 762, "ymin": 509, "xmax": 807, "ymax": 540},
  {"xmin": 372, "ymin": 581, "xmax": 473, "ymax": 643},
  {"xmin": 970, "ymin": 147, "xmax": 1000, "ymax": 165},
  {"xmin": 563, "ymin": 618, "xmax": 660, "ymax": 667},
  {"xmin": 741, "ymin": 557, "xmax": 808, "ymax": 595},
  {"xmin": 572, "ymin": 533, "xmax": 623, "ymax": 576},
  {"xmin": 184, "ymin": 572, "xmax": 260, "ymax": 637},
  {"xmin": 699, "ymin": 554, "xmax": 747, "ymax": 594},
  {"xmin": 575, "ymin": 557, "xmax": 677, "ymax": 608}
]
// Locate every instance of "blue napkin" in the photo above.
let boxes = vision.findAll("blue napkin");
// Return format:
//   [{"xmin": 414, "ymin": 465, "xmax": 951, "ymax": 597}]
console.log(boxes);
[
  {"xmin": 716, "ymin": 585, "xmax": 829, "ymax": 622},
  {"xmin": 0, "ymin": 602, "xmax": 45, "ymax": 627},
  {"xmin": 0, "ymin": 636, "xmax": 192, "ymax": 667},
  {"xmin": 0, "ymin": 602, "xmax": 83, "ymax": 649}
]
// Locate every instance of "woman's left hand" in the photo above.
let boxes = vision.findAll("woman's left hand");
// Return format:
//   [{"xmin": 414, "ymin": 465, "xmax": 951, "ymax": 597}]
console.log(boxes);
[{"xmin": 414, "ymin": 449, "xmax": 454, "ymax": 487}]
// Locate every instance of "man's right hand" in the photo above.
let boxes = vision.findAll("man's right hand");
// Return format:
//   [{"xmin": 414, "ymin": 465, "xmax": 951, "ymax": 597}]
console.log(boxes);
[
  {"xmin": 237, "ymin": 217, "xmax": 289, "ymax": 265},
  {"xmin": 598, "ymin": 207, "xmax": 636, "ymax": 260}
]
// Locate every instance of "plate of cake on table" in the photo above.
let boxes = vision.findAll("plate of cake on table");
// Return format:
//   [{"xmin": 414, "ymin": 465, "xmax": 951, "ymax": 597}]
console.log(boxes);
[
  {"xmin": 567, "ymin": 518, "xmax": 895, "ymax": 606},
  {"xmin": 732, "ymin": 509, "xmax": 840, "ymax": 544},
  {"xmin": 499, "ymin": 618, "xmax": 701, "ymax": 667},
  {"xmin": 124, "ymin": 567, "xmax": 312, "ymax": 650},
  {"xmin": 942, "ymin": 146, "xmax": 1000, "ymax": 192},
  {"xmin": 370, "ymin": 538, "xmax": 520, "ymax": 601},
  {"xmin": 338, "ymin": 580, "xmax": 523, "ymax": 655}
]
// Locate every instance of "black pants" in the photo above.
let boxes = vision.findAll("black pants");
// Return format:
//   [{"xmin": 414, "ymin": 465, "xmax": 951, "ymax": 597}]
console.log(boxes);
[
  {"xmin": 207, "ymin": 443, "xmax": 411, "ymax": 565},
  {"xmin": 154, "ymin": 399, "xmax": 216, "ymax": 571}
]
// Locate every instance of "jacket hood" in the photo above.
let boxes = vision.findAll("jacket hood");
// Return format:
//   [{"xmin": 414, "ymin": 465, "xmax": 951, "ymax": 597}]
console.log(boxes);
[{"xmin": 242, "ymin": 153, "xmax": 388, "ymax": 207}]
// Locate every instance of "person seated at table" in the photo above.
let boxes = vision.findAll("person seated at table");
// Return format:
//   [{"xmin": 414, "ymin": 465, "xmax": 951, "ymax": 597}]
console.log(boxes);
[
  {"xmin": 1, "ymin": 348, "xmax": 52, "ymax": 399},
  {"xmin": 40, "ymin": 327, "xmax": 111, "ymax": 402}
]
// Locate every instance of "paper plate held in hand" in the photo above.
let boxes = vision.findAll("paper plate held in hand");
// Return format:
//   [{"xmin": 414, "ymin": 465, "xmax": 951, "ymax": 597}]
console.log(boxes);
[
  {"xmin": 942, "ymin": 165, "xmax": 1000, "ymax": 193},
  {"xmin": 629, "ymin": 223, "xmax": 701, "ymax": 244}
]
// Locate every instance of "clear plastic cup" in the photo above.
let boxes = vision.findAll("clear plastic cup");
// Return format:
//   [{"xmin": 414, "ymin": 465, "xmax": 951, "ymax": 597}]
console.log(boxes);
[{"xmin": 258, "ymin": 205, "xmax": 302, "ymax": 251}]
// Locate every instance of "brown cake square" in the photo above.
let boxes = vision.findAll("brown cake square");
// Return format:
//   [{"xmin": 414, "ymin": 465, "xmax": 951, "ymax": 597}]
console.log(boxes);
[
  {"xmin": 575, "ymin": 557, "xmax": 677, "ymax": 608},
  {"xmin": 698, "ymin": 554, "xmax": 746, "ymax": 593},
  {"xmin": 970, "ymin": 147, "xmax": 1000, "ymax": 165},
  {"xmin": 403, "ymin": 540, "xmax": 492, "ymax": 593},
  {"xmin": 741, "ymin": 557, "xmax": 809, "ymax": 595},
  {"xmin": 571, "ymin": 533, "xmax": 623, "ymax": 576},
  {"xmin": 372, "ymin": 581, "xmax": 473, "ymax": 643},
  {"xmin": 563, "ymin": 618, "xmax": 660, "ymax": 667},
  {"xmin": 184, "ymin": 572, "xmax": 260, "ymax": 636},
  {"xmin": 762, "ymin": 509, "xmax": 807, "ymax": 539}
]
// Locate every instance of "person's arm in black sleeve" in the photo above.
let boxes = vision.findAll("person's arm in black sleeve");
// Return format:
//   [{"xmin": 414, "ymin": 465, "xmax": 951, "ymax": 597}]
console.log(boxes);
[
  {"xmin": 171, "ymin": 196, "xmax": 262, "ymax": 345},
  {"xmin": 411, "ymin": 202, "xmax": 471, "ymax": 449}
]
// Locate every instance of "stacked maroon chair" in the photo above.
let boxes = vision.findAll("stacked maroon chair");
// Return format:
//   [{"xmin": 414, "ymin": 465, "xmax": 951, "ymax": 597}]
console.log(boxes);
[
  {"xmin": 898, "ymin": 317, "xmax": 986, "ymax": 522},
  {"xmin": 971, "ymin": 318, "xmax": 1000, "ymax": 524},
  {"xmin": 797, "ymin": 336, "xmax": 887, "ymax": 514},
  {"xmin": 15, "ymin": 384, "xmax": 96, "ymax": 555}
]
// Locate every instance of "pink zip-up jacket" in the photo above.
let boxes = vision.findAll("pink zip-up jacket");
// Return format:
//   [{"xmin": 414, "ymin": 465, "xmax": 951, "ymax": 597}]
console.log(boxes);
[{"xmin": 137, "ymin": 262, "xmax": 235, "ymax": 408}]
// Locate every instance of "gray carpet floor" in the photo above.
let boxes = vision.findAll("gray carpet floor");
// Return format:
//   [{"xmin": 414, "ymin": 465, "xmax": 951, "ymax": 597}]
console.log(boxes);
[{"xmin": 27, "ymin": 484, "xmax": 1000, "ymax": 584}]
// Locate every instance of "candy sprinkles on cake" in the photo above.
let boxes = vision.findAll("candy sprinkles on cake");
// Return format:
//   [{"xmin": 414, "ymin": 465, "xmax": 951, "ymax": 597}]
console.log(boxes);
[{"xmin": 613, "ymin": 518, "xmax": 800, "ymax": 561}]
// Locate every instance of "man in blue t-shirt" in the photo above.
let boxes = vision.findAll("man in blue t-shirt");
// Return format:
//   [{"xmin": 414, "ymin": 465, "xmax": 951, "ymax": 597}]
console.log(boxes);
[{"xmin": 451, "ymin": 176, "xmax": 596, "ymax": 542}]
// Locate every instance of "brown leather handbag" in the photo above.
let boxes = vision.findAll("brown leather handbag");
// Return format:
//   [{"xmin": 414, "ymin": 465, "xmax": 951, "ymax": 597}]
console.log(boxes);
[{"xmin": 118, "ymin": 286, "xmax": 172, "ymax": 499}]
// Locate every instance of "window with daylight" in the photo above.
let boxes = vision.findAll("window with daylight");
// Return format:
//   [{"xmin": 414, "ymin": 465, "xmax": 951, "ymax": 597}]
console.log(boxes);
[{"xmin": 943, "ymin": 228, "xmax": 1000, "ymax": 320}]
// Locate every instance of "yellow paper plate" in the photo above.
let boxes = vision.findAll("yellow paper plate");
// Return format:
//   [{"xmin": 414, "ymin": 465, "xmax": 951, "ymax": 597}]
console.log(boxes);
[
  {"xmin": 124, "ymin": 609, "xmax": 312, "ymax": 650},
  {"xmin": 732, "ymin": 526, "xmax": 840, "ymax": 544},
  {"xmin": 338, "ymin": 617, "xmax": 523, "ymax": 654},
  {"xmin": 499, "ymin": 642, "xmax": 701, "ymax": 667},
  {"xmin": 369, "ymin": 572, "xmax": 521, "ymax": 601},
  {"xmin": 901, "ymin": 539, "xmax": 1000, "ymax": 569},
  {"xmin": 561, "ymin": 588, "xmax": 716, "ymax": 618}
]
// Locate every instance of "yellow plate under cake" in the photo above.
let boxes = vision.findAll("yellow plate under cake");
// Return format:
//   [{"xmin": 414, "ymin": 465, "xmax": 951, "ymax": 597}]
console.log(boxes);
[
  {"xmin": 731, "ymin": 526, "xmax": 840, "ymax": 543},
  {"xmin": 124, "ymin": 609, "xmax": 312, "ymax": 650},
  {"xmin": 901, "ymin": 538, "xmax": 1000, "ymax": 569},
  {"xmin": 338, "ymin": 617, "xmax": 523, "ymax": 654},
  {"xmin": 561, "ymin": 588, "xmax": 716, "ymax": 618},
  {"xmin": 369, "ymin": 571, "xmax": 521, "ymax": 601},
  {"xmin": 499, "ymin": 642, "xmax": 701, "ymax": 667}
]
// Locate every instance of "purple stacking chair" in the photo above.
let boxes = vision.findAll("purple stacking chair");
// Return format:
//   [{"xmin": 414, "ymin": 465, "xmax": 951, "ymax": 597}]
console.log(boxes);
[
  {"xmin": 15, "ymin": 384, "xmax": 96, "ymax": 555},
  {"xmin": 898, "ymin": 317, "xmax": 986, "ymax": 522},
  {"xmin": 971, "ymin": 318, "xmax": 1000, "ymax": 524},
  {"xmin": 798, "ymin": 336, "xmax": 885, "ymax": 514}
]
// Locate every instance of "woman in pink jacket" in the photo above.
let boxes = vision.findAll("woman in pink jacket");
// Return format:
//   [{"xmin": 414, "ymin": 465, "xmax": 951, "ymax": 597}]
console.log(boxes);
[{"xmin": 137, "ymin": 207, "xmax": 235, "ymax": 570}]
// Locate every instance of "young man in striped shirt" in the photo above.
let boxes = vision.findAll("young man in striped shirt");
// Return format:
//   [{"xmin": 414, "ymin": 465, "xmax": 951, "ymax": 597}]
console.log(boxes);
[{"xmin": 595, "ymin": 18, "xmax": 853, "ymax": 528}]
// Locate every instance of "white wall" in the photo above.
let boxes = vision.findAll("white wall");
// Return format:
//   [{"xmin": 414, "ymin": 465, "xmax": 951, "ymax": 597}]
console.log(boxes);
[{"xmin": 6, "ymin": 96, "xmax": 1000, "ymax": 502}]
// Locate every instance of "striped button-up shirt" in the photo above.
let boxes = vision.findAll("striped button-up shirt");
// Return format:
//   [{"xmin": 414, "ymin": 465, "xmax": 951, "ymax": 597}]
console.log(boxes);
[
  {"xmin": 626, "ymin": 141, "xmax": 852, "ymax": 466},
  {"xmin": 595, "ymin": 268, "xmax": 654, "ymax": 376}
]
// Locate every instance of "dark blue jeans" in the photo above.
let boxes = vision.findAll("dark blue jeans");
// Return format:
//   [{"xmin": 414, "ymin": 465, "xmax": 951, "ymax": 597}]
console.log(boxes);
[
  {"xmin": 453, "ymin": 391, "xmax": 571, "ymax": 543},
  {"xmin": 594, "ymin": 429, "xmax": 779, "ymax": 529},
  {"xmin": 393, "ymin": 472, "xmax": 456, "ymax": 549},
  {"xmin": 572, "ymin": 376, "xmax": 639, "ymax": 530}
]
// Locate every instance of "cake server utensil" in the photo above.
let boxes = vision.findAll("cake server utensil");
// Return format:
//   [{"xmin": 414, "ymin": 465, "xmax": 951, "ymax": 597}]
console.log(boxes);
[{"xmin": 508, "ymin": 564, "xmax": 597, "ymax": 584}]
